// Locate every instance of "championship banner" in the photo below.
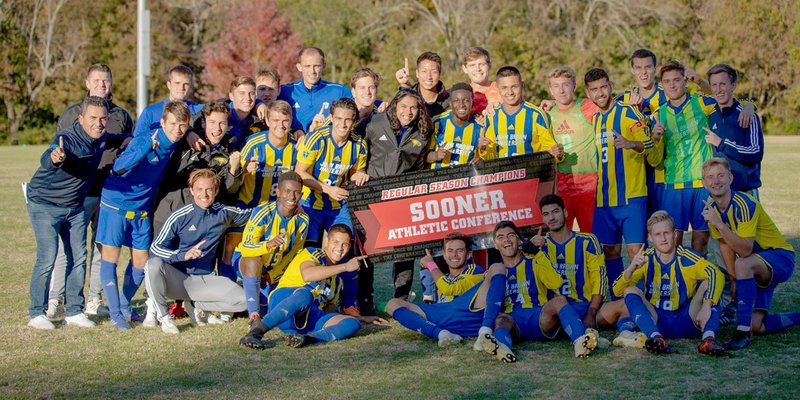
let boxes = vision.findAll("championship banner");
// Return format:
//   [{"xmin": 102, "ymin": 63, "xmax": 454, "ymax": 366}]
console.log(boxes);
[{"xmin": 347, "ymin": 152, "xmax": 556, "ymax": 263}]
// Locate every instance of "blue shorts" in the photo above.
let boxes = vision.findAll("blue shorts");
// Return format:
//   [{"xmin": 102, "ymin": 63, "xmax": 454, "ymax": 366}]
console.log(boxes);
[
  {"xmin": 417, "ymin": 294, "xmax": 483, "ymax": 338},
  {"xmin": 662, "ymin": 187, "xmax": 709, "ymax": 231},
  {"xmin": 655, "ymin": 304, "xmax": 700, "ymax": 339},
  {"xmin": 570, "ymin": 302, "xmax": 590, "ymax": 320},
  {"xmin": 96, "ymin": 202, "xmax": 152, "ymax": 250},
  {"xmin": 754, "ymin": 248, "xmax": 796, "ymax": 310},
  {"xmin": 592, "ymin": 198, "xmax": 647, "ymax": 246},
  {"xmin": 509, "ymin": 307, "xmax": 559, "ymax": 342},
  {"xmin": 302, "ymin": 201, "xmax": 353, "ymax": 243},
  {"xmin": 268, "ymin": 287, "xmax": 337, "ymax": 334}
]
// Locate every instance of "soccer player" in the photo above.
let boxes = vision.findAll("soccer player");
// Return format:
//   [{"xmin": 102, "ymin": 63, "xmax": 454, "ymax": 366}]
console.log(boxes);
[
  {"xmin": 481, "ymin": 66, "xmax": 563, "ymax": 161},
  {"xmin": 427, "ymin": 82, "xmax": 489, "ymax": 168},
  {"xmin": 350, "ymin": 68, "xmax": 383, "ymax": 121},
  {"xmin": 387, "ymin": 232, "xmax": 486, "ymax": 346},
  {"xmin": 584, "ymin": 67, "xmax": 653, "ymax": 297},
  {"xmin": 256, "ymin": 66, "xmax": 281, "ymax": 105},
  {"xmin": 476, "ymin": 221, "xmax": 600, "ymax": 362},
  {"xmin": 144, "ymin": 169, "xmax": 250, "ymax": 334},
  {"xmin": 278, "ymin": 46, "xmax": 353, "ymax": 138},
  {"xmin": 239, "ymin": 224, "xmax": 385, "ymax": 349},
  {"xmin": 461, "ymin": 47, "xmax": 501, "ymax": 115},
  {"xmin": 235, "ymin": 171, "xmax": 309, "ymax": 322},
  {"xmin": 224, "ymin": 76, "xmax": 265, "ymax": 149},
  {"xmin": 395, "ymin": 52, "xmax": 450, "ymax": 117},
  {"xmin": 26, "ymin": 96, "xmax": 108, "ymax": 330},
  {"xmin": 701, "ymin": 157, "xmax": 799, "ymax": 349},
  {"xmin": 609, "ymin": 210, "xmax": 726, "ymax": 355},
  {"xmin": 47, "ymin": 63, "xmax": 134, "ymax": 319},
  {"xmin": 546, "ymin": 65, "xmax": 599, "ymax": 232},
  {"xmin": 97, "ymin": 101, "xmax": 190, "ymax": 330},
  {"xmin": 133, "ymin": 65, "xmax": 203, "ymax": 137}
]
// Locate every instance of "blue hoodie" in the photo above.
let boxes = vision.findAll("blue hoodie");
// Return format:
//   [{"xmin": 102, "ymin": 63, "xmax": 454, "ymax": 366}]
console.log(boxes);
[{"xmin": 278, "ymin": 79, "xmax": 352, "ymax": 131}]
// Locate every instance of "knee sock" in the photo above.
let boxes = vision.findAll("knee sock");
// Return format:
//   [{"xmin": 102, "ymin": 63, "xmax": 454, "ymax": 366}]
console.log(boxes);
[
  {"xmin": 763, "ymin": 312, "xmax": 800, "ymax": 334},
  {"xmin": 702, "ymin": 305, "xmax": 722, "ymax": 339},
  {"xmin": 100, "ymin": 260, "xmax": 120, "ymax": 318},
  {"xmin": 736, "ymin": 277, "xmax": 756, "ymax": 332},
  {"xmin": 312, "ymin": 316, "xmax": 361, "ymax": 342},
  {"xmin": 624, "ymin": 293, "xmax": 660, "ymax": 338},
  {"xmin": 558, "ymin": 303, "xmax": 588, "ymax": 341},
  {"xmin": 481, "ymin": 274, "xmax": 507, "ymax": 329},
  {"xmin": 218, "ymin": 261, "xmax": 236, "ymax": 281},
  {"xmin": 494, "ymin": 326, "xmax": 513, "ymax": 348},
  {"xmin": 262, "ymin": 289, "xmax": 313, "ymax": 329},
  {"xmin": 617, "ymin": 316, "xmax": 636, "ymax": 333},
  {"xmin": 242, "ymin": 275, "xmax": 261, "ymax": 316},
  {"xmin": 120, "ymin": 262, "xmax": 144, "ymax": 312},
  {"xmin": 606, "ymin": 258, "xmax": 624, "ymax": 300},
  {"xmin": 393, "ymin": 307, "xmax": 442, "ymax": 339}
]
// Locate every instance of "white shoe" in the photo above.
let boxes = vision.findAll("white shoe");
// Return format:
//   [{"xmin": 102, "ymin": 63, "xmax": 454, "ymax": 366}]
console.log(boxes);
[
  {"xmin": 437, "ymin": 330, "xmax": 463, "ymax": 347},
  {"xmin": 85, "ymin": 298, "xmax": 109, "ymax": 317},
  {"xmin": 219, "ymin": 312, "xmax": 233, "ymax": 323},
  {"xmin": 183, "ymin": 301, "xmax": 201, "ymax": 326},
  {"xmin": 613, "ymin": 330, "xmax": 647, "ymax": 348},
  {"xmin": 194, "ymin": 306, "xmax": 210, "ymax": 326},
  {"xmin": 206, "ymin": 313, "xmax": 225, "ymax": 325},
  {"xmin": 28, "ymin": 315, "xmax": 55, "ymax": 330},
  {"xmin": 143, "ymin": 298, "xmax": 158, "ymax": 328},
  {"xmin": 45, "ymin": 299, "xmax": 64, "ymax": 319},
  {"xmin": 159, "ymin": 315, "xmax": 179, "ymax": 334},
  {"xmin": 65, "ymin": 313, "xmax": 96, "ymax": 328},
  {"xmin": 473, "ymin": 336, "xmax": 484, "ymax": 352}
]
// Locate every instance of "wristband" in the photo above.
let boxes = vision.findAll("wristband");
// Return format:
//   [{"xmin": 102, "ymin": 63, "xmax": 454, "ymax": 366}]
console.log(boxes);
[{"xmin": 424, "ymin": 261, "xmax": 439, "ymax": 272}]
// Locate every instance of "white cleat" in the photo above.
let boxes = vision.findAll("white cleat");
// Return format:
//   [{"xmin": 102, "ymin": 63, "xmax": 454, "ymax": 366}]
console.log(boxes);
[
  {"xmin": 159, "ymin": 315, "xmax": 180, "ymax": 334},
  {"xmin": 28, "ymin": 315, "xmax": 56, "ymax": 330},
  {"xmin": 64, "ymin": 313, "xmax": 96, "ymax": 328},
  {"xmin": 206, "ymin": 313, "xmax": 225, "ymax": 325},
  {"xmin": 613, "ymin": 330, "xmax": 647, "ymax": 348},
  {"xmin": 219, "ymin": 312, "xmax": 233, "ymax": 323},
  {"xmin": 437, "ymin": 330, "xmax": 463, "ymax": 347}
]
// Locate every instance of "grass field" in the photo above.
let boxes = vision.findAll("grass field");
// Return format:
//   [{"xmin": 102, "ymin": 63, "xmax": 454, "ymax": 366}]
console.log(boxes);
[{"xmin": 1, "ymin": 138, "xmax": 799, "ymax": 399}]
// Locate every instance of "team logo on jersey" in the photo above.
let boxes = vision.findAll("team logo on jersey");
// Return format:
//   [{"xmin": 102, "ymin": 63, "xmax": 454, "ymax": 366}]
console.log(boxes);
[
  {"xmin": 294, "ymin": 102, "xmax": 301, "ymax": 109},
  {"xmin": 454, "ymin": 136, "xmax": 462, "ymax": 143},
  {"xmin": 712, "ymin": 123, "xmax": 718, "ymax": 130},
  {"xmin": 150, "ymin": 155, "xmax": 160, "ymax": 163},
  {"xmin": 410, "ymin": 139, "xmax": 422, "ymax": 147},
  {"xmin": 507, "ymin": 125, "xmax": 515, "ymax": 131},
  {"xmin": 188, "ymin": 225, "xmax": 197, "ymax": 232},
  {"xmin": 556, "ymin": 120, "xmax": 574, "ymax": 135},
  {"xmin": 333, "ymin": 155, "xmax": 341, "ymax": 162},
  {"xmin": 303, "ymin": 150, "xmax": 311, "ymax": 158}
]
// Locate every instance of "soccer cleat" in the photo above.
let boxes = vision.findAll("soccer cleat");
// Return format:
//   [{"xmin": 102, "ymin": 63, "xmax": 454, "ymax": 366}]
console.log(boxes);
[
  {"xmin": 573, "ymin": 331, "xmax": 599, "ymax": 358},
  {"xmin": 473, "ymin": 336, "xmax": 485, "ymax": 352},
  {"xmin": 723, "ymin": 331, "xmax": 752, "ymax": 350},
  {"xmin": 437, "ymin": 330, "xmax": 463, "ymax": 347},
  {"xmin": 84, "ymin": 298, "xmax": 109, "ymax": 317},
  {"xmin": 284, "ymin": 334, "xmax": 318, "ymax": 348},
  {"xmin": 697, "ymin": 337, "xmax": 728, "ymax": 356},
  {"xmin": 644, "ymin": 335, "xmax": 673, "ymax": 354},
  {"xmin": 45, "ymin": 298, "xmax": 64, "ymax": 319},
  {"xmin": 478, "ymin": 333, "xmax": 517, "ymax": 363},
  {"xmin": 28, "ymin": 315, "xmax": 56, "ymax": 330},
  {"xmin": 613, "ymin": 330, "xmax": 647, "ymax": 348},
  {"xmin": 64, "ymin": 313, "xmax": 96, "ymax": 328},
  {"xmin": 239, "ymin": 317, "xmax": 269, "ymax": 350},
  {"xmin": 159, "ymin": 315, "xmax": 180, "ymax": 334},
  {"xmin": 169, "ymin": 301, "xmax": 187, "ymax": 319},
  {"xmin": 342, "ymin": 306, "xmax": 361, "ymax": 317}
]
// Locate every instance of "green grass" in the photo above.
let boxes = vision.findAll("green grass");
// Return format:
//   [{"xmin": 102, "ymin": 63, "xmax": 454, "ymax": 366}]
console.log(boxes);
[{"xmin": 1, "ymin": 139, "xmax": 799, "ymax": 399}]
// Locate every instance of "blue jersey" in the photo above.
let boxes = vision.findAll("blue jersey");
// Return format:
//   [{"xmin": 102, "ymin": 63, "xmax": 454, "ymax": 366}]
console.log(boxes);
[
  {"xmin": 277, "ymin": 79, "xmax": 353, "ymax": 131},
  {"xmin": 133, "ymin": 99, "xmax": 203, "ymax": 137},
  {"xmin": 101, "ymin": 128, "xmax": 180, "ymax": 211}
]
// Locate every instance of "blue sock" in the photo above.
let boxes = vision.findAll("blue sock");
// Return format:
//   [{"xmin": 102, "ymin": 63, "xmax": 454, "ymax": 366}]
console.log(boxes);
[
  {"xmin": 617, "ymin": 316, "xmax": 636, "ymax": 332},
  {"xmin": 606, "ymin": 258, "xmax": 624, "ymax": 300},
  {"xmin": 120, "ymin": 262, "xmax": 144, "ymax": 313},
  {"xmin": 312, "ymin": 316, "xmax": 361, "ymax": 342},
  {"xmin": 559, "ymin": 303, "xmax": 588, "ymax": 341},
  {"xmin": 218, "ymin": 261, "xmax": 236, "ymax": 281},
  {"xmin": 736, "ymin": 277, "xmax": 757, "ymax": 332},
  {"xmin": 242, "ymin": 275, "xmax": 261, "ymax": 316},
  {"xmin": 624, "ymin": 293, "xmax": 660, "ymax": 338},
  {"xmin": 482, "ymin": 274, "xmax": 507, "ymax": 329},
  {"xmin": 100, "ymin": 260, "xmax": 121, "ymax": 318},
  {"xmin": 494, "ymin": 326, "xmax": 513, "ymax": 348},
  {"xmin": 393, "ymin": 307, "xmax": 442, "ymax": 339},
  {"xmin": 341, "ymin": 270, "xmax": 359, "ymax": 309},
  {"xmin": 262, "ymin": 288, "xmax": 313, "ymax": 329},
  {"xmin": 702, "ymin": 305, "xmax": 722, "ymax": 339},
  {"xmin": 763, "ymin": 312, "xmax": 800, "ymax": 334}
]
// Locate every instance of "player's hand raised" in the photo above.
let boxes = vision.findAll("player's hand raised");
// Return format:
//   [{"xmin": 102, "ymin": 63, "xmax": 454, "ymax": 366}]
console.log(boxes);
[
  {"xmin": 395, "ymin": 57, "xmax": 411, "ymax": 87},
  {"xmin": 228, "ymin": 151, "xmax": 242, "ymax": 174},
  {"xmin": 651, "ymin": 116, "xmax": 665, "ymax": 143},
  {"xmin": 532, "ymin": 226, "xmax": 546, "ymax": 249},
  {"xmin": 150, "ymin": 132, "xmax": 160, "ymax": 150},
  {"xmin": 703, "ymin": 127, "xmax": 721, "ymax": 147},
  {"xmin": 628, "ymin": 90, "xmax": 643, "ymax": 106},
  {"xmin": 612, "ymin": 130, "xmax": 635, "ymax": 150},
  {"xmin": 264, "ymin": 232, "xmax": 286, "ymax": 249},
  {"xmin": 630, "ymin": 244, "xmax": 647, "ymax": 270},
  {"xmin": 185, "ymin": 131, "xmax": 206, "ymax": 151},
  {"xmin": 344, "ymin": 255, "xmax": 367, "ymax": 272},
  {"xmin": 420, "ymin": 249, "xmax": 435, "ymax": 269},
  {"xmin": 184, "ymin": 240, "xmax": 206, "ymax": 261},
  {"xmin": 244, "ymin": 156, "xmax": 258, "ymax": 174},
  {"xmin": 50, "ymin": 136, "xmax": 66, "ymax": 165},
  {"xmin": 701, "ymin": 197, "xmax": 722, "ymax": 229}
]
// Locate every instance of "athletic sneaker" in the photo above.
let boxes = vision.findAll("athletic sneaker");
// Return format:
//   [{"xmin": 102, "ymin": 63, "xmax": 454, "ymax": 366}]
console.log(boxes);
[
  {"xmin": 84, "ymin": 297, "xmax": 109, "ymax": 317},
  {"xmin": 109, "ymin": 316, "xmax": 132, "ymax": 331},
  {"xmin": 206, "ymin": 313, "xmax": 225, "ymax": 325},
  {"xmin": 697, "ymin": 336, "xmax": 727, "ymax": 356},
  {"xmin": 28, "ymin": 315, "xmax": 55, "ymax": 330},
  {"xmin": 239, "ymin": 318, "xmax": 269, "ymax": 350},
  {"xmin": 723, "ymin": 331, "xmax": 752, "ymax": 350},
  {"xmin": 437, "ymin": 330, "xmax": 463, "ymax": 347},
  {"xmin": 64, "ymin": 313, "xmax": 96, "ymax": 328},
  {"xmin": 159, "ymin": 315, "xmax": 179, "ymax": 334},
  {"xmin": 219, "ymin": 312, "xmax": 233, "ymax": 323},
  {"xmin": 644, "ymin": 335, "xmax": 673, "ymax": 354},
  {"xmin": 285, "ymin": 334, "xmax": 318, "ymax": 348},
  {"xmin": 45, "ymin": 299, "xmax": 64, "ymax": 319},
  {"xmin": 183, "ymin": 301, "xmax": 202, "ymax": 326},
  {"xmin": 142, "ymin": 298, "xmax": 158, "ymax": 328},
  {"xmin": 613, "ymin": 330, "xmax": 647, "ymax": 348},
  {"xmin": 573, "ymin": 331, "xmax": 599, "ymax": 358},
  {"xmin": 478, "ymin": 333, "xmax": 517, "ymax": 363},
  {"xmin": 473, "ymin": 336, "xmax": 484, "ymax": 352}
]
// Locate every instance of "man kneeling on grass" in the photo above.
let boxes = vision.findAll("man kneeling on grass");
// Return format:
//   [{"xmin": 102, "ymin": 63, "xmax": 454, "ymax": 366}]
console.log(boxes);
[{"xmin": 240, "ymin": 224, "xmax": 386, "ymax": 349}]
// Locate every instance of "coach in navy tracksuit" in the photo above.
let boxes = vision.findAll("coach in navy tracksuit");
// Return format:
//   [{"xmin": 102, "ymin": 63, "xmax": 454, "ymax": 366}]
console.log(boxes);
[
  {"xmin": 26, "ymin": 97, "xmax": 108, "ymax": 330},
  {"xmin": 144, "ymin": 169, "xmax": 250, "ymax": 333}
]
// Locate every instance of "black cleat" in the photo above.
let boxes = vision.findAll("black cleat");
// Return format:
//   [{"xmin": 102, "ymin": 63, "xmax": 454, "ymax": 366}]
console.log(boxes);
[
  {"xmin": 723, "ymin": 331, "xmax": 752, "ymax": 350},
  {"xmin": 239, "ymin": 318, "xmax": 269, "ymax": 350},
  {"xmin": 697, "ymin": 337, "xmax": 728, "ymax": 356},
  {"xmin": 644, "ymin": 335, "xmax": 673, "ymax": 354},
  {"xmin": 284, "ymin": 334, "xmax": 318, "ymax": 348}
]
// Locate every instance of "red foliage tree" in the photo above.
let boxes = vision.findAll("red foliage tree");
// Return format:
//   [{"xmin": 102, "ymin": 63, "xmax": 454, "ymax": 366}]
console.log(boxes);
[{"xmin": 199, "ymin": 0, "xmax": 301, "ymax": 100}]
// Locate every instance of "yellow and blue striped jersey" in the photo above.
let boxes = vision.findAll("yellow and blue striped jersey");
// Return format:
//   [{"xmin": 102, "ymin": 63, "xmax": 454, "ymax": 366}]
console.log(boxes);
[
  {"xmin": 594, "ymin": 101, "xmax": 653, "ymax": 207},
  {"xmin": 435, "ymin": 263, "xmax": 485, "ymax": 303},
  {"xmin": 709, "ymin": 191, "xmax": 794, "ymax": 252},
  {"xmin": 430, "ymin": 111, "xmax": 484, "ymax": 168},
  {"xmin": 612, "ymin": 246, "xmax": 724, "ymax": 310},
  {"xmin": 237, "ymin": 131, "xmax": 297, "ymax": 208},
  {"xmin": 235, "ymin": 201, "xmax": 308, "ymax": 284},
  {"xmin": 276, "ymin": 248, "xmax": 343, "ymax": 310},
  {"xmin": 543, "ymin": 232, "xmax": 607, "ymax": 303},
  {"xmin": 482, "ymin": 102, "xmax": 557, "ymax": 159},
  {"xmin": 297, "ymin": 126, "xmax": 367, "ymax": 210},
  {"xmin": 503, "ymin": 252, "xmax": 564, "ymax": 312}
]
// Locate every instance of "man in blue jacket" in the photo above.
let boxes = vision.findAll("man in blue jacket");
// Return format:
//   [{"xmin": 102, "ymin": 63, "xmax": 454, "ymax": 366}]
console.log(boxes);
[
  {"xmin": 97, "ymin": 101, "xmax": 190, "ymax": 330},
  {"xmin": 144, "ymin": 169, "xmax": 250, "ymax": 334},
  {"xmin": 26, "ymin": 96, "xmax": 108, "ymax": 330}
]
